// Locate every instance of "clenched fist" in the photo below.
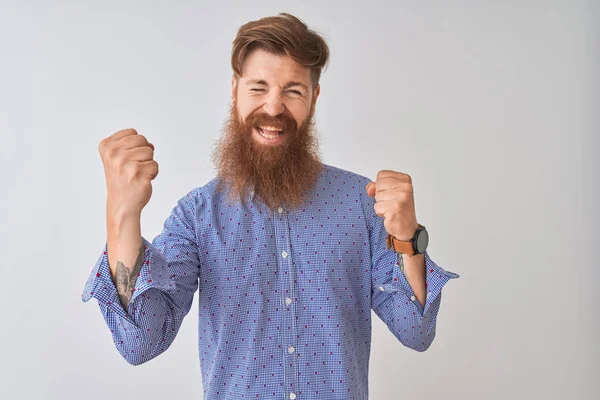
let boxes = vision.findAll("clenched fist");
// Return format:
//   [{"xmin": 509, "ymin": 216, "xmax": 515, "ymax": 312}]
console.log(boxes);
[
  {"xmin": 98, "ymin": 128, "xmax": 158, "ymax": 216},
  {"xmin": 366, "ymin": 170, "xmax": 419, "ymax": 241}
]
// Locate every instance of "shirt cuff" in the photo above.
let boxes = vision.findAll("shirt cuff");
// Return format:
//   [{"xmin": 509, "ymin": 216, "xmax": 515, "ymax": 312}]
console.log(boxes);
[
  {"xmin": 81, "ymin": 237, "xmax": 172, "ymax": 323},
  {"xmin": 378, "ymin": 250, "xmax": 459, "ymax": 316}
]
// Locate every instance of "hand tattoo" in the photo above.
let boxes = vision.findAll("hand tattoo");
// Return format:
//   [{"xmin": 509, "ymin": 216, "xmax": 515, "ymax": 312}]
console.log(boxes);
[{"xmin": 114, "ymin": 244, "xmax": 145, "ymax": 312}]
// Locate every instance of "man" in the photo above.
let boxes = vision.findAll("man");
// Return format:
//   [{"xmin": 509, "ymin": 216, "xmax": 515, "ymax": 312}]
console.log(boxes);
[{"xmin": 82, "ymin": 12, "xmax": 459, "ymax": 400}]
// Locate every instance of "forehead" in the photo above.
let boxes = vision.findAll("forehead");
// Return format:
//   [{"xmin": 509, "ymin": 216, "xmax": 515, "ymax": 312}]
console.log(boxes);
[{"xmin": 240, "ymin": 48, "xmax": 311, "ymax": 86}]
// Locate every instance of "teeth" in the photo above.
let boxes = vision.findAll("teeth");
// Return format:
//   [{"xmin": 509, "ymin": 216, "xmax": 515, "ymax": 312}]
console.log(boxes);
[
  {"xmin": 259, "ymin": 126, "xmax": 283, "ymax": 132},
  {"xmin": 257, "ymin": 126, "xmax": 284, "ymax": 140},
  {"xmin": 258, "ymin": 128, "xmax": 281, "ymax": 139}
]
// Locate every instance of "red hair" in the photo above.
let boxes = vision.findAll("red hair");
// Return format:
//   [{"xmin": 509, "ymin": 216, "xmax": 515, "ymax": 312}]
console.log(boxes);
[{"xmin": 231, "ymin": 13, "xmax": 330, "ymax": 89}]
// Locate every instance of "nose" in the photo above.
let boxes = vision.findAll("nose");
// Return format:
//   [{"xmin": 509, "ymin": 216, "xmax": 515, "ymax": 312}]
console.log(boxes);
[{"xmin": 262, "ymin": 92, "xmax": 285, "ymax": 116}]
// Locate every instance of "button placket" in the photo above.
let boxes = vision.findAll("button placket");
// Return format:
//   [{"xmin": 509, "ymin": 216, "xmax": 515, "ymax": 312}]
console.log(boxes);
[{"xmin": 273, "ymin": 207, "xmax": 299, "ymax": 397}]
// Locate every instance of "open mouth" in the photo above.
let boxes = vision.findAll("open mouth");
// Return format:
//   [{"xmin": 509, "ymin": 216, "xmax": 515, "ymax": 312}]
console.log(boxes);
[{"xmin": 256, "ymin": 126, "xmax": 285, "ymax": 140}]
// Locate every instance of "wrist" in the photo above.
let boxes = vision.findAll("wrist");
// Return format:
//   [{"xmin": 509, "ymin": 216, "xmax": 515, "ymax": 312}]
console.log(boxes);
[
  {"xmin": 391, "ymin": 222, "xmax": 420, "ymax": 241},
  {"xmin": 107, "ymin": 201, "xmax": 142, "ymax": 221}
]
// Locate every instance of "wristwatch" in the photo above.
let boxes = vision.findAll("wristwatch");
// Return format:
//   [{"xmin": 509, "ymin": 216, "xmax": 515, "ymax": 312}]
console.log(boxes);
[{"xmin": 386, "ymin": 223, "xmax": 429, "ymax": 256}]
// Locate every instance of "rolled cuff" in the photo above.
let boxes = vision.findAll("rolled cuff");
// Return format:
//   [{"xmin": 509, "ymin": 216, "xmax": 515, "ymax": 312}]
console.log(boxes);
[
  {"xmin": 81, "ymin": 237, "xmax": 172, "ymax": 323},
  {"xmin": 377, "ymin": 250, "xmax": 459, "ymax": 317}
]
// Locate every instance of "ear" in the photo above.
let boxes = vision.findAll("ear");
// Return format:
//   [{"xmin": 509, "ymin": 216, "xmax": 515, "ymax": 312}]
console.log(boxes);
[
  {"xmin": 312, "ymin": 84, "xmax": 321, "ymax": 105},
  {"xmin": 231, "ymin": 75, "xmax": 238, "ymax": 99}
]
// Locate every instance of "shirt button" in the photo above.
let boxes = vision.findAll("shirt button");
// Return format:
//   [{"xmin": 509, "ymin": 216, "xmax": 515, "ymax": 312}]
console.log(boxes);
[
  {"xmin": 278, "ymin": 207, "xmax": 283, "ymax": 214},
  {"xmin": 288, "ymin": 345, "xmax": 295, "ymax": 353},
  {"xmin": 285, "ymin": 298, "xmax": 292, "ymax": 306},
  {"xmin": 290, "ymin": 393, "xmax": 296, "ymax": 400},
  {"xmin": 282, "ymin": 251, "xmax": 288, "ymax": 258},
  {"xmin": 410, "ymin": 295, "xmax": 416, "ymax": 301},
  {"xmin": 378, "ymin": 285, "xmax": 385, "ymax": 292}
]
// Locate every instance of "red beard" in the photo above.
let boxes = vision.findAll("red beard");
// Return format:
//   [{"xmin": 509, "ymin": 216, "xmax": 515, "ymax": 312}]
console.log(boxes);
[{"xmin": 212, "ymin": 99, "xmax": 323, "ymax": 211}]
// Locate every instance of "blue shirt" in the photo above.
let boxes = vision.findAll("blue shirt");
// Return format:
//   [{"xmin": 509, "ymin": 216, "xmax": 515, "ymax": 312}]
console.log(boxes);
[{"xmin": 82, "ymin": 164, "xmax": 459, "ymax": 400}]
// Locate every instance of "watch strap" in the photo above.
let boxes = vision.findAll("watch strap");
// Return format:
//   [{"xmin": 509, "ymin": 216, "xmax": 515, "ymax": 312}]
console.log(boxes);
[{"xmin": 386, "ymin": 223, "xmax": 425, "ymax": 255}]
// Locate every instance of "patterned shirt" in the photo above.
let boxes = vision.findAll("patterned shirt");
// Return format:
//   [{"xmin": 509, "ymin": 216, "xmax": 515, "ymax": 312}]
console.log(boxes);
[{"xmin": 82, "ymin": 164, "xmax": 459, "ymax": 400}]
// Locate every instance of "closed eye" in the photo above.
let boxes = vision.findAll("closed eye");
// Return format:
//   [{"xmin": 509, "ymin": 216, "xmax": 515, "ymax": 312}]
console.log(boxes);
[{"xmin": 250, "ymin": 88, "xmax": 266, "ymax": 92}]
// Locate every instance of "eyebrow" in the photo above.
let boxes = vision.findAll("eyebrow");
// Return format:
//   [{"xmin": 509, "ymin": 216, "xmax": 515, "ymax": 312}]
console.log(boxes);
[{"xmin": 246, "ymin": 79, "xmax": 308, "ymax": 91}]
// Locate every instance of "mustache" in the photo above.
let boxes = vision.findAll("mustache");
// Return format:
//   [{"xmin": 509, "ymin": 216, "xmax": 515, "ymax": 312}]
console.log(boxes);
[{"xmin": 245, "ymin": 112, "xmax": 298, "ymax": 132}]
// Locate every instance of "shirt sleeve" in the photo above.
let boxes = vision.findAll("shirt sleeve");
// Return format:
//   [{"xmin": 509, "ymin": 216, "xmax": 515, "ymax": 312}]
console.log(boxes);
[
  {"xmin": 81, "ymin": 190, "xmax": 201, "ymax": 365},
  {"xmin": 360, "ymin": 187, "xmax": 459, "ymax": 352}
]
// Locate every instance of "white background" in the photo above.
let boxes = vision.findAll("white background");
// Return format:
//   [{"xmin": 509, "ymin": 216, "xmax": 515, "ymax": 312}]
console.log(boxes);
[{"xmin": 0, "ymin": 1, "xmax": 598, "ymax": 399}]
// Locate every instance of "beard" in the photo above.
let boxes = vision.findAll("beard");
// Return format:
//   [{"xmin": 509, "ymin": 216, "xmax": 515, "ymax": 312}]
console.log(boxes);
[{"xmin": 212, "ymin": 98, "xmax": 323, "ymax": 211}]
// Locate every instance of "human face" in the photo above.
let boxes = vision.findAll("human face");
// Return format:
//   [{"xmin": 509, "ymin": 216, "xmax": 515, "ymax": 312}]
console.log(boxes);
[{"xmin": 231, "ymin": 48, "xmax": 320, "ymax": 146}]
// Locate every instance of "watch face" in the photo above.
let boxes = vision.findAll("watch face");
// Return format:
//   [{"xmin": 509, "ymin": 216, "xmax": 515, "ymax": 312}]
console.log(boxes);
[{"xmin": 416, "ymin": 229, "xmax": 429, "ymax": 253}]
